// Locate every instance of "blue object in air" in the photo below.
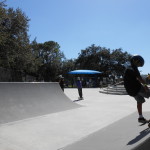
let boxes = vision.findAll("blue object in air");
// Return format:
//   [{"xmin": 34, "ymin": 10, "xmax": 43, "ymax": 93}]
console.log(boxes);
[{"xmin": 68, "ymin": 70, "xmax": 102, "ymax": 74}]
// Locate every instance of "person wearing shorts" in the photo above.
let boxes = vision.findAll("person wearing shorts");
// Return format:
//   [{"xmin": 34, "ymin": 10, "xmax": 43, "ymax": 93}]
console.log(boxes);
[{"xmin": 124, "ymin": 55, "xmax": 150, "ymax": 123}]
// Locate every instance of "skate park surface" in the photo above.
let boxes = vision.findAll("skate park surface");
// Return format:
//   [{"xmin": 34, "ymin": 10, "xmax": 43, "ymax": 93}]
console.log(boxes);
[{"xmin": 0, "ymin": 82, "xmax": 150, "ymax": 150}]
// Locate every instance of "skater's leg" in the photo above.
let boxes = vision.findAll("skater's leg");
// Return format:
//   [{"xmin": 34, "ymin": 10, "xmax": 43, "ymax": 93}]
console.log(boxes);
[
  {"xmin": 137, "ymin": 102, "xmax": 142, "ymax": 116},
  {"xmin": 137, "ymin": 102, "xmax": 147, "ymax": 123},
  {"xmin": 79, "ymin": 88, "xmax": 82, "ymax": 98},
  {"xmin": 78, "ymin": 88, "xmax": 83, "ymax": 99},
  {"xmin": 134, "ymin": 94, "xmax": 147, "ymax": 123}
]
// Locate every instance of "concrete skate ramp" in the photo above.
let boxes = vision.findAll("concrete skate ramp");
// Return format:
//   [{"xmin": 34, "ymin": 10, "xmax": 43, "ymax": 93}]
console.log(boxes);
[
  {"xmin": 0, "ymin": 82, "xmax": 80, "ymax": 124},
  {"xmin": 63, "ymin": 112, "xmax": 150, "ymax": 150}
]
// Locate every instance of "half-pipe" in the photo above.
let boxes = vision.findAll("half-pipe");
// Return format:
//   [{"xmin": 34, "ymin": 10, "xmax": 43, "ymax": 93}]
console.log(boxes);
[{"xmin": 0, "ymin": 82, "xmax": 80, "ymax": 124}]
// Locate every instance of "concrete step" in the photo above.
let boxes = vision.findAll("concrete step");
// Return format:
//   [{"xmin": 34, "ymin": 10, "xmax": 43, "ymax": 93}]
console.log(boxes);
[
  {"xmin": 99, "ymin": 90, "xmax": 127, "ymax": 95},
  {"xmin": 102, "ymin": 88, "xmax": 126, "ymax": 92},
  {"xmin": 99, "ymin": 85, "xmax": 127, "ymax": 95}
]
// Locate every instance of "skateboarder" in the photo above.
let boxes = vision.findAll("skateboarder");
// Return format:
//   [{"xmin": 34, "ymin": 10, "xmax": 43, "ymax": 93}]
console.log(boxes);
[
  {"xmin": 76, "ymin": 77, "xmax": 83, "ymax": 100},
  {"xmin": 123, "ymin": 55, "xmax": 150, "ymax": 123},
  {"xmin": 59, "ymin": 75, "xmax": 64, "ymax": 92}
]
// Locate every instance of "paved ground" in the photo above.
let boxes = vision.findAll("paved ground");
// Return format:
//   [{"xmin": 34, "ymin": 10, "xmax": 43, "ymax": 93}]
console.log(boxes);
[
  {"xmin": 62, "ymin": 112, "xmax": 150, "ymax": 150},
  {"xmin": 0, "ymin": 84, "xmax": 150, "ymax": 150}
]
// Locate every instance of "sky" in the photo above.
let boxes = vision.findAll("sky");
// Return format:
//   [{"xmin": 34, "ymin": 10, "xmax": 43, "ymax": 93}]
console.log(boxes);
[{"xmin": 5, "ymin": 0, "xmax": 150, "ymax": 74}]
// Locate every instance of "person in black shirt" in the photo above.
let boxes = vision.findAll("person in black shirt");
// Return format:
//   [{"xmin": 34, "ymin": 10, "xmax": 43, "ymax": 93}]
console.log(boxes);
[
  {"xmin": 124, "ymin": 55, "xmax": 150, "ymax": 123},
  {"xmin": 59, "ymin": 75, "xmax": 64, "ymax": 92}
]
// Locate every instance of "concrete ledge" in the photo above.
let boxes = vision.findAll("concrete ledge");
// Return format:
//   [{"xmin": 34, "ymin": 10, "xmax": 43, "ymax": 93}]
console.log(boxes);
[{"xmin": 62, "ymin": 112, "xmax": 150, "ymax": 150}]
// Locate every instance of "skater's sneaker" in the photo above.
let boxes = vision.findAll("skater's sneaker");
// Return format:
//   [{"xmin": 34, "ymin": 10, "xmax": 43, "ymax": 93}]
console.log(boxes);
[
  {"xmin": 78, "ymin": 97, "xmax": 84, "ymax": 100},
  {"xmin": 138, "ymin": 117, "xmax": 147, "ymax": 123},
  {"xmin": 80, "ymin": 97, "xmax": 84, "ymax": 100}
]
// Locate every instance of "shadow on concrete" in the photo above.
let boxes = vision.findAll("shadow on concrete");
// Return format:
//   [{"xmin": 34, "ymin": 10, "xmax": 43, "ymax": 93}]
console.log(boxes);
[
  {"xmin": 132, "ymin": 137, "xmax": 150, "ymax": 150},
  {"xmin": 62, "ymin": 112, "xmax": 150, "ymax": 150},
  {"xmin": 127, "ymin": 128, "xmax": 150, "ymax": 145},
  {"xmin": 73, "ymin": 99, "xmax": 84, "ymax": 102}
]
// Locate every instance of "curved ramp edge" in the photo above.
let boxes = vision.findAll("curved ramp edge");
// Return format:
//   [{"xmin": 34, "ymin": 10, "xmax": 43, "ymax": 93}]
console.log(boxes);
[{"xmin": 0, "ymin": 82, "xmax": 80, "ymax": 124}]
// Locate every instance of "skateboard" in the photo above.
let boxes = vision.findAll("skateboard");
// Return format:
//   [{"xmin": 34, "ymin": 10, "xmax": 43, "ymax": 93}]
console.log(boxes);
[{"xmin": 139, "ymin": 120, "xmax": 150, "ymax": 128}]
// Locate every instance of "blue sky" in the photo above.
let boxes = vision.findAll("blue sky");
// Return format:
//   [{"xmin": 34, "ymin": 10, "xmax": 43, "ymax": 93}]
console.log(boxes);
[{"xmin": 5, "ymin": 0, "xmax": 150, "ymax": 74}]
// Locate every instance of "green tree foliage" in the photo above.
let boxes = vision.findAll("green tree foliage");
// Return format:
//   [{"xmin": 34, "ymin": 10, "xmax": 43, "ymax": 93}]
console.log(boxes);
[
  {"xmin": 110, "ymin": 48, "xmax": 132, "ymax": 76},
  {"xmin": 61, "ymin": 59, "xmax": 76, "ymax": 79},
  {"xmin": 75, "ymin": 44, "xmax": 103, "ymax": 70},
  {"xmin": 31, "ymin": 40, "xmax": 65, "ymax": 81},
  {"xmin": 75, "ymin": 44, "xmax": 131, "ymax": 77},
  {"xmin": 0, "ymin": 2, "xmax": 33, "ymax": 73},
  {"xmin": 75, "ymin": 44, "xmax": 111, "ymax": 71},
  {"xmin": 0, "ymin": 1, "xmax": 66, "ymax": 81}
]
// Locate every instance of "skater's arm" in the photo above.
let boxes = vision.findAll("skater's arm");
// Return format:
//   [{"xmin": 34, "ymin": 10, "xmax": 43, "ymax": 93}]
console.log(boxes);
[
  {"xmin": 134, "ymin": 67, "xmax": 148, "ymax": 87},
  {"xmin": 137, "ymin": 75, "xmax": 149, "ymax": 91},
  {"xmin": 137, "ymin": 75, "xmax": 146, "ymax": 85}
]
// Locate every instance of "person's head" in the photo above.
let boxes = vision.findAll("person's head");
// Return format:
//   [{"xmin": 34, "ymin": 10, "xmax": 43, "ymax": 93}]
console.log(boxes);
[
  {"xmin": 59, "ymin": 75, "xmax": 64, "ymax": 80},
  {"xmin": 59, "ymin": 75, "xmax": 63, "ymax": 78},
  {"xmin": 130, "ymin": 55, "xmax": 144, "ymax": 67},
  {"xmin": 77, "ymin": 77, "xmax": 80, "ymax": 80}
]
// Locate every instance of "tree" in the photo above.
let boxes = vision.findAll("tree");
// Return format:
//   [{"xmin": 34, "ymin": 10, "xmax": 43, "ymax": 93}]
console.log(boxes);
[
  {"xmin": 31, "ymin": 41, "xmax": 65, "ymax": 81},
  {"xmin": 75, "ymin": 44, "xmax": 111, "ymax": 72},
  {"xmin": 0, "ymin": 3, "xmax": 33, "ymax": 74},
  {"xmin": 61, "ymin": 58, "xmax": 76, "ymax": 78},
  {"xmin": 110, "ymin": 48, "xmax": 132, "ymax": 76},
  {"xmin": 75, "ymin": 44, "xmax": 131, "ymax": 77}
]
